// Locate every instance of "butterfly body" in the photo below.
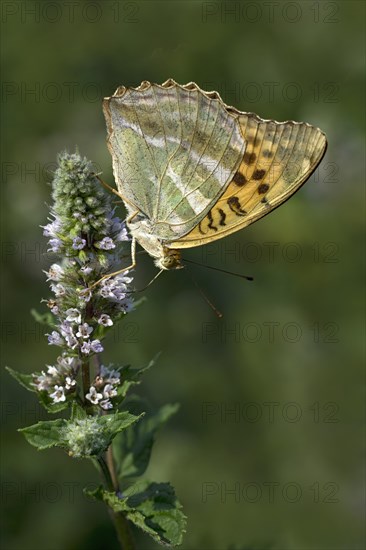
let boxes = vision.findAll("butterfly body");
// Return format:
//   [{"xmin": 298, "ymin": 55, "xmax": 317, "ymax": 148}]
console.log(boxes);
[
  {"xmin": 103, "ymin": 79, "xmax": 327, "ymax": 269},
  {"xmin": 126, "ymin": 208, "xmax": 183, "ymax": 269}
]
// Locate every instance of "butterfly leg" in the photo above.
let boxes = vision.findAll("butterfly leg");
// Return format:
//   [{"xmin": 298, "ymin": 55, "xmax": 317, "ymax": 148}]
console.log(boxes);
[
  {"xmin": 82, "ymin": 238, "xmax": 136, "ymax": 294},
  {"xmin": 94, "ymin": 174, "xmax": 122, "ymax": 199},
  {"xmin": 95, "ymin": 174, "xmax": 138, "ymax": 210}
]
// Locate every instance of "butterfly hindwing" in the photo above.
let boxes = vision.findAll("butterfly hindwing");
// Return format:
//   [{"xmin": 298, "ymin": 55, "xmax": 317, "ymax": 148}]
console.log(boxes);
[{"xmin": 169, "ymin": 114, "xmax": 327, "ymax": 248}]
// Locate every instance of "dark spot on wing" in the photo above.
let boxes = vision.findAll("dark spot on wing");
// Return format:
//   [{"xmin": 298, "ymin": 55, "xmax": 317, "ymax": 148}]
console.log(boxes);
[
  {"xmin": 252, "ymin": 169, "xmax": 266, "ymax": 180},
  {"xmin": 262, "ymin": 149, "xmax": 273, "ymax": 158},
  {"xmin": 233, "ymin": 171, "xmax": 247, "ymax": 186},
  {"xmin": 218, "ymin": 208, "xmax": 226, "ymax": 226},
  {"xmin": 258, "ymin": 183, "xmax": 270, "ymax": 194},
  {"xmin": 243, "ymin": 152, "xmax": 257, "ymax": 165},
  {"xmin": 227, "ymin": 197, "xmax": 247, "ymax": 216},
  {"xmin": 207, "ymin": 210, "xmax": 217, "ymax": 231}
]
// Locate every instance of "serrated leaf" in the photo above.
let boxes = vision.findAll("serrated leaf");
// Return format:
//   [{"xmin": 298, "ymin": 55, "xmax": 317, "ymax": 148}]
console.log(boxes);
[
  {"xmin": 118, "ymin": 355, "xmax": 159, "ymax": 399},
  {"xmin": 98, "ymin": 411, "xmax": 144, "ymax": 442},
  {"xmin": 6, "ymin": 366, "xmax": 71, "ymax": 413},
  {"xmin": 6, "ymin": 366, "xmax": 35, "ymax": 392},
  {"xmin": 87, "ymin": 481, "xmax": 186, "ymax": 547},
  {"xmin": 71, "ymin": 401, "xmax": 87, "ymax": 420},
  {"xmin": 37, "ymin": 391, "xmax": 70, "ymax": 413},
  {"xmin": 114, "ymin": 403, "xmax": 179, "ymax": 479},
  {"xmin": 19, "ymin": 418, "xmax": 67, "ymax": 450},
  {"xmin": 30, "ymin": 308, "xmax": 56, "ymax": 328}
]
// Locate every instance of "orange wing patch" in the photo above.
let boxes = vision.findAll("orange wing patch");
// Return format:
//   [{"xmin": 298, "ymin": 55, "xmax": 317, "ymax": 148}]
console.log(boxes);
[{"xmin": 169, "ymin": 114, "xmax": 327, "ymax": 248}]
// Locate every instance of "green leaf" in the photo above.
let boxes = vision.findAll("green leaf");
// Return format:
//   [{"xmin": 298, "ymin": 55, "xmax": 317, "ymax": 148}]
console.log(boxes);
[
  {"xmin": 87, "ymin": 481, "xmax": 186, "ymax": 547},
  {"xmin": 114, "ymin": 403, "xmax": 179, "ymax": 479},
  {"xmin": 19, "ymin": 419, "xmax": 67, "ymax": 450},
  {"xmin": 98, "ymin": 411, "xmax": 144, "ymax": 441},
  {"xmin": 6, "ymin": 366, "xmax": 71, "ymax": 413},
  {"xmin": 6, "ymin": 366, "xmax": 35, "ymax": 392},
  {"xmin": 71, "ymin": 401, "xmax": 87, "ymax": 420},
  {"xmin": 19, "ymin": 411, "xmax": 143, "ymax": 456},
  {"xmin": 37, "ymin": 391, "xmax": 70, "ymax": 413},
  {"xmin": 118, "ymin": 355, "xmax": 159, "ymax": 399},
  {"xmin": 30, "ymin": 308, "xmax": 56, "ymax": 328}
]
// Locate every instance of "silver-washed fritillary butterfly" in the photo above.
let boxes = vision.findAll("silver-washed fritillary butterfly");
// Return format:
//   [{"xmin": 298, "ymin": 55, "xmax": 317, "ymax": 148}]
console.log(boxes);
[{"xmin": 103, "ymin": 79, "xmax": 327, "ymax": 270}]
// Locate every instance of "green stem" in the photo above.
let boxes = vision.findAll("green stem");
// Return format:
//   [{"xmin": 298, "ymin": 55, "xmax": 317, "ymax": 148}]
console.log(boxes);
[
  {"xmin": 81, "ymin": 359, "xmax": 90, "ymax": 401},
  {"xmin": 109, "ymin": 510, "xmax": 136, "ymax": 550},
  {"xmin": 106, "ymin": 445, "xmax": 119, "ymax": 492},
  {"xmin": 97, "ymin": 457, "xmax": 136, "ymax": 550},
  {"xmin": 98, "ymin": 456, "xmax": 114, "ymax": 490}
]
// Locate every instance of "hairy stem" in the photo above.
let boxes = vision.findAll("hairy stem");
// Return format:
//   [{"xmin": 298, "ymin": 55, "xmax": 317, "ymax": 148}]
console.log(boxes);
[
  {"xmin": 106, "ymin": 445, "xmax": 119, "ymax": 492},
  {"xmin": 98, "ymin": 455, "xmax": 136, "ymax": 550},
  {"xmin": 109, "ymin": 510, "xmax": 136, "ymax": 550}
]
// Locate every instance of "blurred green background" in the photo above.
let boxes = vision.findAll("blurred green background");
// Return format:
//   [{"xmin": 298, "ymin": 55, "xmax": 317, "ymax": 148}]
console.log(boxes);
[{"xmin": 1, "ymin": 1, "xmax": 365, "ymax": 549}]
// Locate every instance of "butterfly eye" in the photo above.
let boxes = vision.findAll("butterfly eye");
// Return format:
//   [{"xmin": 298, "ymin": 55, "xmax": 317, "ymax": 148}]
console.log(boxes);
[{"xmin": 159, "ymin": 249, "xmax": 183, "ymax": 270}]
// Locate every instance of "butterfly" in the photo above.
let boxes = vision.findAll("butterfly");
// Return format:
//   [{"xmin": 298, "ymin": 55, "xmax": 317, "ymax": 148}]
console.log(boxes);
[{"xmin": 103, "ymin": 79, "xmax": 327, "ymax": 270}]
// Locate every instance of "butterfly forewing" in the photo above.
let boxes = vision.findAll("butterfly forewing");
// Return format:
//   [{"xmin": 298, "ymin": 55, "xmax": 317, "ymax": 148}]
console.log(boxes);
[{"xmin": 103, "ymin": 81, "xmax": 246, "ymax": 240}]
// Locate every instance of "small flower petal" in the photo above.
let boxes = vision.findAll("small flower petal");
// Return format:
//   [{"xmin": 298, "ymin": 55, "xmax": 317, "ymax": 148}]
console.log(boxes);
[
  {"xmin": 85, "ymin": 386, "xmax": 103, "ymax": 404},
  {"xmin": 97, "ymin": 314, "xmax": 113, "ymax": 327},
  {"xmin": 72, "ymin": 237, "xmax": 86, "ymax": 250},
  {"xmin": 50, "ymin": 385, "xmax": 66, "ymax": 403}
]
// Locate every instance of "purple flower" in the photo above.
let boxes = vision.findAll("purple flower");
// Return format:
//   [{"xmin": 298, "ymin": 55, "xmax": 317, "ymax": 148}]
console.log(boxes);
[
  {"xmin": 47, "ymin": 331, "xmax": 64, "ymax": 346},
  {"xmin": 57, "ymin": 355, "xmax": 77, "ymax": 369},
  {"xmin": 100, "ymin": 365, "xmax": 120, "ymax": 385},
  {"xmin": 60, "ymin": 321, "xmax": 74, "ymax": 337},
  {"xmin": 58, "ymin": 322, "xmax": 78, "ymax": 349},
  {"xmin": 90, "ymin": 340, "xmax": 103, "ymax": 353},
  {"xmin": 97, "ymin": 314, "xmax": 113, "ymax": 327},
  {"xmin": 50, "ymin": 385, "xmax": 66, "ymax": 403},
  {"xmin": 100, "ymin": 274, "xmax": 132, "ymax": 302},
  {"xmin": 46, "ymin": 365, "xmax": 58, "ymax": 377},
  {"xmin": 45, "ymin": 263, "xmax": 64, "ymax": 281},
  {"xmin": 81, "ymin": 339, "xmax": 103, "ymax": 354},
  {"xmin": 65, "ymin": 334, "xmax": 79, "ymax": 349},
  {"xmin": 116, "ymin": 226, "xmax": 129, "ymax": 242},
  {"xmin": 65, "ymin": 308, "xmax": 81, "ymax": 324},
  {"xmin": 76, "ymin": 323, "xmax": 93, "ymax": 339},
  {"xmin": 96, "ymin": 237, "xmax": 116, "ymax": 250},
  {"xmin": 35, "ymin": 372, "xmax": 49, "ymax": 391},
  {"xmin": 103, "ymin": 383, "xmax": 117, "ymax": 399},
  {"xmin": 78, "ymin": 288, "xmax": 92, "ymax": 303},
  {"xmin": 65, "ymin": 376, "xmax": 76, "ymax": 390},
  {"xmin": 80, "ymin": 341, "xmax": 92, "ymax": 355},
  {"xmin": 100, "ymin": 399, "xmax": 113, "ymax": 410},
  {"xmin": 72, "ymin": 237, "xmax": 87, "ymax": 250},
  {"xmin": 42, "ymin": 218, "xmax": 61, "ymax": 237},
  {"xmin": 85, "ymin": 386, "xmax": 103, "ymax": 404},
  {"xmin": 51, "ymin": 283, "xmax": 66, "ymax": 297},
  {"xmin": 118, "ymin": 297, "xmax": 134, "ymax": 313},
  {"xmin": 48, "ymin": 238, "xmax": 62, "ymax": 253}
]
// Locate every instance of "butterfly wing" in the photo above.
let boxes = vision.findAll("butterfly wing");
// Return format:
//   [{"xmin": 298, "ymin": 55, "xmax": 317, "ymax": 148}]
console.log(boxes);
[
  {"xmin": 103, "ymin": 80, "xmax": 246, "ymax": 239},
  {"xmin": 168, "ymin": 113, "xmax": 327, "ymax": 248}
]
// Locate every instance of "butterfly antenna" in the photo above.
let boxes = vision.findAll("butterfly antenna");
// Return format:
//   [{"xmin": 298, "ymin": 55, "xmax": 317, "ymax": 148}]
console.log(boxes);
[
  {"xmin": 127, "ymin": 269, "xmax": 164, "ymax": 294},
  {"xmin": 183, "ymin": 258, "xmax": 254, "ymax": 281},
  {"xmin": 185, "ymin": 267, "xmax": 223, "ymax": 319}
]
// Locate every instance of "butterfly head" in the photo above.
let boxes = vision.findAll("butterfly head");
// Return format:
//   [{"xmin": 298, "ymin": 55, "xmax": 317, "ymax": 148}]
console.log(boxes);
[{"xmin": 156, "ymin": 248, "xmax": 183, "ymax": 271}]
